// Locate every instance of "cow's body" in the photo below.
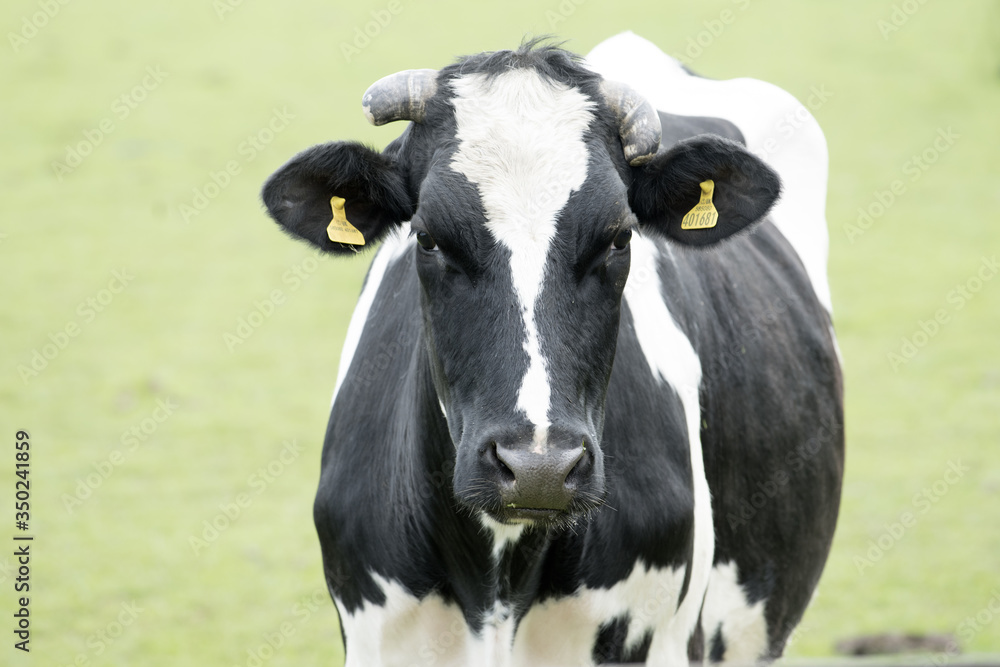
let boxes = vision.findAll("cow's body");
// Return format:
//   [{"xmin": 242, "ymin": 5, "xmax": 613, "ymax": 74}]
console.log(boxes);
[{"xmin": 266, "ymin": 32, "xmax": 843, "ymax": 667}]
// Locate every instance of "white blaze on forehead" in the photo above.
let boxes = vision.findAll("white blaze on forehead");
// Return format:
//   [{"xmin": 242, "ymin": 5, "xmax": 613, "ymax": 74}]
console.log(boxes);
[{"xmin": 449, "ymin": 69, "xmax": 595, "ymax": 442}]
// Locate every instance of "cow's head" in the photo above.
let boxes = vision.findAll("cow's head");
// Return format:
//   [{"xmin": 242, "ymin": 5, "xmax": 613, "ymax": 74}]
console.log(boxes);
[{"xmin": 263, "ymin": 43, "xmax": 779, "ymax": 529}]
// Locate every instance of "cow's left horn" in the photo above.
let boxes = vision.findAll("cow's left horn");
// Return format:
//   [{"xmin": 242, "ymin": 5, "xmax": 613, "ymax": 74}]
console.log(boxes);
[
  {"xmin": 362, "ymin": 69, "xmax": 439, "ymax": 126},
  {"xmin": 599, "ymin": 80, "xmax": 662, "ymax": 166}
]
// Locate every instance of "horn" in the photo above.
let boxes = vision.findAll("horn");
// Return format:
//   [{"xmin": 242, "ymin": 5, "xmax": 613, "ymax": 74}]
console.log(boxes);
[
  {"xmin": 599, "ymin": 80, "xmax": 662, "ymax": 166},
  {"xmin": 362, "ymin": 69, "xmax": 439, "ymax": 126}
]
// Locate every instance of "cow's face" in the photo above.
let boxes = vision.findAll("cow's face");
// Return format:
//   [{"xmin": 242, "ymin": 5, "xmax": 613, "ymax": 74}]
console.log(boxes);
[
  {"xmin": 262, "ymin": 46, "xmax": 779, "ymax": 528},
  {"xmin": 411, "ymin": 69, "xmax": 632, "ymax": 525}
]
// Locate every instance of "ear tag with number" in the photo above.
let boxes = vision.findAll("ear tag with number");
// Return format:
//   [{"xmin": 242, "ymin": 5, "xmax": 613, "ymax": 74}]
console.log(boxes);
[
  {"xmin": 680, "ymin": 180, "xmax": 719, "ymax": 230},
  {"xmin": 326, "ymin": 196, "xmax": 366, "ymax": 246}
]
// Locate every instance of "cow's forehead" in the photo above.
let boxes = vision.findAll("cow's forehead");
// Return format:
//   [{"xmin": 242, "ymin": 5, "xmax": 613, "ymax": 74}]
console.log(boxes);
[
  {"xmin": 448, "ymin": 69, "xmax": 596, "ymax": 243},
  {"xmin": 446, "ymin": 67, "xmax": 598, "ymax": 444}
]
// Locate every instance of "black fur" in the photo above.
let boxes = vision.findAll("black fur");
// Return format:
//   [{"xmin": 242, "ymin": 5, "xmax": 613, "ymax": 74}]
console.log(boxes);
[
  {"xmin": 593, "ymin": 617, "xmax": 653, "ymax": 663},
  {"xmin": 629, "ymin": 135, "xmax": 782, "ymax": 247},
  {"xmin": 657, "ymin": 110, "xmax": 746, "ymax": 147},
  {"xmin": 709, "ymin": 626, "xmax": 727, "ymax": 662},
  {"xmin": 261, "ymin": 141, "xmax": 414, "ymax": 254}
]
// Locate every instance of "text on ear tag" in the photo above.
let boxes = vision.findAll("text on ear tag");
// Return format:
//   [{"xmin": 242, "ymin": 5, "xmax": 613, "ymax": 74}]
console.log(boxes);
[
  {"xmin": 681, "ymin": 180, "xmax": 719, "ymax": 230},
  {"xmin": 326, "ymin": 196, "xmax": 366, "ymax": 246}
]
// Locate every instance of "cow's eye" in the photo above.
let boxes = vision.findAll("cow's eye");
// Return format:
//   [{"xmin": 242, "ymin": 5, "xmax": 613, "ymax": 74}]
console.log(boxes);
[
  {"xmin": 612, "ymin": 228, "xmax": 632, "ymax": 249},
  {"xmin": 416, "ymin": 230, "xmax": 437, "ymax": 250}
]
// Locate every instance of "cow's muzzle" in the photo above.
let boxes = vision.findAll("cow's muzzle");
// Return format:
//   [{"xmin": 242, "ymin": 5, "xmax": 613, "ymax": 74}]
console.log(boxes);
[{"xmin": 455, "ymin": 425, "xmax": 605, "ymax": 524}]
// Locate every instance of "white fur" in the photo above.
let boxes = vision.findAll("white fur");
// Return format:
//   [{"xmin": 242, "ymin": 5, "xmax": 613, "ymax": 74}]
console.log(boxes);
[
  {"xmin": 339, "ymin": 563, "xmax": 694, "ymax": 666},
  {"xmin": 331, "ymin": 223, "xmax": 412, "ymax": 406},
  {"xmin": 336, "ymin": 574, "xmax": 513, "ymax": 667},
  {"xmin": 480, "ymin": 513, "xmax": 526, "ymax": 560},
  {"xmin": 622, "ymin": 234, "xmax": 715, "ymax": 662},
  {"xmin": 479, "ymin": 601, "xmax": 518, "ymax": 667},
  {"xmin": 830, "ymin": 324, "xmax": 843, "ymax": 368},
  {"xmin": 449, "ymin": 70, "xmax": 595, "ymax": 449},
  {"xmin": 512, "ymin": 560, "xmax": 687, "ymax": 666},
  {"xmin": 701, "ymin": 561, "xmax": 769, "ymax": 662},
  {"xmin": 336, "ymin": 574, "xmax": 470, "ymax": 667},
  {"xmin": 586, "ymin": 31, "xmax": 834, "ymax": 314}
]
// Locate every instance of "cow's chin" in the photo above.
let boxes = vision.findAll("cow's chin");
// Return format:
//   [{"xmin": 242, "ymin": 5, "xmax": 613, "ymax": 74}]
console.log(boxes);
[{"xmin": 466, "ymin": 496, "xmax": 604, "ymax": 532}]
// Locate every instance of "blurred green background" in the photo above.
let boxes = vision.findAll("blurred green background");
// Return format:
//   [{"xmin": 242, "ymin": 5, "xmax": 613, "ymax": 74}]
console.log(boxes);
[{"xmin": 2, "ymin": 0, "xmax": 999, "ymax": 664}]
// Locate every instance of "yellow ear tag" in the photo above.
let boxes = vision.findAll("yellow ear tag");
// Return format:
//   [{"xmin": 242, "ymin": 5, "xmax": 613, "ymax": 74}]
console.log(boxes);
[
  {"xmin": 681, "ymin": 180, "xmax": 719, "ymax": 230},
  {"xmin": 326, "ymin": 196, "xmax": 366, "ymax": 246}
]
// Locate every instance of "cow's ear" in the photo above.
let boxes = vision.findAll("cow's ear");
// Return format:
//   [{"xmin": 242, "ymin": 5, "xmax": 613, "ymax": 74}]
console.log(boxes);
[
  {"xmin": 628, "ymin": 135, "xmax": 780, "ymax": 247},
  {"xmin": 262, "ymin": 141, "xmax": 414, "ymax": 254}
]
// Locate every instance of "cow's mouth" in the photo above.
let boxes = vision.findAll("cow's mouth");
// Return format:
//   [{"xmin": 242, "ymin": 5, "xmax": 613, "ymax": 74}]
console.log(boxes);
[
  {"xmin": 485, "ymin": 507, "xmax": 573, "ymax": 531},
  {"xmin": 498, "ymin": 506, "xmax": 565, "ymax": 523},
  {"xmin": 483, "ymin": 498, "xmax": 602, "ymax": 529}
]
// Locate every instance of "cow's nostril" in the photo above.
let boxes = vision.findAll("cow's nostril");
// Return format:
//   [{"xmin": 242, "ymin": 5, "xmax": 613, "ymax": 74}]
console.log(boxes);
[
  {"xmin": 564, "ymin": 443, "xmax": 591, "ymax": 487},
  {"xmin": 485, "ymin": 441, "xmax": 515, "ymax": 484}
]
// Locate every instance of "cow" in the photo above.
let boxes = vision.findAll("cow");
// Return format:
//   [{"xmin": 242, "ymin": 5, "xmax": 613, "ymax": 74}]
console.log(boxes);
[{"xmin": 261, "ymin": 31, "xmax": 843, "ymax": 667}]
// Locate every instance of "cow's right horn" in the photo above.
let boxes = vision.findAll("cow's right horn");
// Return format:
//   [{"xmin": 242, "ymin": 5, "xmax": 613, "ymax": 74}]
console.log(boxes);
[
  {"xmin": 362, "ymin": 69, "xmax": 439, "ymax": 126},
  {"xmin": 599, "ymin": 80, "xmax": 662, "ymax": 166}
]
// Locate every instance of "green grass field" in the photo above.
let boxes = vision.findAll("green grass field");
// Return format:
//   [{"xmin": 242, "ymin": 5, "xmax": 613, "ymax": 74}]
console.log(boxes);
[{"xmin": 2, "ymin": 0, "xmax": 999, "ymax": 664}]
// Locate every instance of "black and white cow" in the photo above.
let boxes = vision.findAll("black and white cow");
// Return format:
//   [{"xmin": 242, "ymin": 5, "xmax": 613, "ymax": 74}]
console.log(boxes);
[{"xmin": 262, "ymin": 32, "xmax": 843, "ymax": 666}]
